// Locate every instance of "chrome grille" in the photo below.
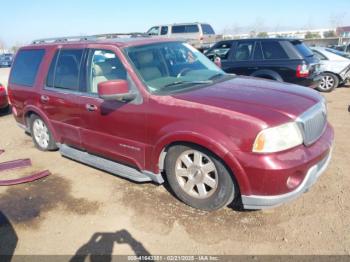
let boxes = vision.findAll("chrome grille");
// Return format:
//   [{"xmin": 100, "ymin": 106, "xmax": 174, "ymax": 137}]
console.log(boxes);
[{"xmin": 297, "ymin": 102, "xmax": 327, "ymax": 146}]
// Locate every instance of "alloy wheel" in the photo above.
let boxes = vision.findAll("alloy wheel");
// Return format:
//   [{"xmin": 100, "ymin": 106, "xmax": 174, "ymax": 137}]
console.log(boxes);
[
  {"xmin": 319, "ymin": 75, "xmax": 335, "ymax": 91},
  {"xmin": 175, "ymin": 150, "xmax": 218, "ymax": 199},
  {"xmin": 33, "ymin": 119, "xmax": 50, "ymax": 149}
]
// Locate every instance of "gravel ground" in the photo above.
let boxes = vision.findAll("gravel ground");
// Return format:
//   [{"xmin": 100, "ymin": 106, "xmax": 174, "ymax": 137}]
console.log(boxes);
[{"xmin": 0, "ymin": 68, "xmax": 349, "ymax": 256}]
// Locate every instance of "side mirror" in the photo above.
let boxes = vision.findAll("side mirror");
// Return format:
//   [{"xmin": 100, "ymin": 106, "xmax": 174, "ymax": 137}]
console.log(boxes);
[{"xmin": 98, "ymin": 80, "xmax": 136, "ymax": 102}]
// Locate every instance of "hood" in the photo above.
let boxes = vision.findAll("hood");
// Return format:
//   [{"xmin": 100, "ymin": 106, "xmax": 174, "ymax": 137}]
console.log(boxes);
[{"xmin": 173, "ymin": 76, "xmax": 322, "ymax": 121}]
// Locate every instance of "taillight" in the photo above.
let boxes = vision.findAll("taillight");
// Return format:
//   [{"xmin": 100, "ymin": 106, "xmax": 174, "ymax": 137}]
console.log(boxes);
[
  {"xmin": 296, "ymin": 64, "xmax": 309, "ymax": 78},
  {"xmin": 0, "ymin": 84, "xmax": 5, "ymax": 92}
]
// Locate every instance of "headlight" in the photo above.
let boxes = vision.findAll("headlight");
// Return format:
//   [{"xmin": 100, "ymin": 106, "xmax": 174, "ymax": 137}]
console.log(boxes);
[{"xmin": 253, "ymin": 122, "xmax": 303, "ymax": 153}]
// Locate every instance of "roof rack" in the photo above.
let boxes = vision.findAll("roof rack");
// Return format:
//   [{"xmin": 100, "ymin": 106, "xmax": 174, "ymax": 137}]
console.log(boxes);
[
  {"xmin": 93, "ymin": 32, "xmax": 149, "ymax": 39},
  {"xmin": 32, "ymin": 35, "xmax": 96, "ymax": 44},
  {"xmin": 31, "ymin": 32, "xmax": 150, "ymax": 44}
]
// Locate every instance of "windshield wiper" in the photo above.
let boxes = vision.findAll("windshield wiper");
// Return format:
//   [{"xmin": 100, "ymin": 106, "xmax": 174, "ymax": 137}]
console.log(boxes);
[
  {"xmin": 162, "ymin": 80, "xmax": 213, "ymax": 89},
  {"xmin": 209, "ymin": 73, "xmax": 226, "ymax": 80}
]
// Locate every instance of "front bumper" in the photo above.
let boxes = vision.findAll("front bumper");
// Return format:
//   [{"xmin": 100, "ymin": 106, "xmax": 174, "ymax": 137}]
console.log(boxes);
[{"xmin": 241, "ymin": 149, "xmax": 332, "ymax": 209}]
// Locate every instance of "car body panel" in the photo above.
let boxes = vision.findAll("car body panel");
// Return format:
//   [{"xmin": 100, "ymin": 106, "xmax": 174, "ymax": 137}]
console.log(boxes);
[
  {"xmin": 206, "ymin": 38, "xmax": 321, "ymax": 88},
  {"xmin": 0, "ymin": 84, "xmax": 8, "ymax": 109},
  {"xmin": 312, "ymin": 47, "xmax": 350, "ymax": 82},
  {"xmin": 7, "ymin": 38, "xmax": 334, "ymax": 208}
]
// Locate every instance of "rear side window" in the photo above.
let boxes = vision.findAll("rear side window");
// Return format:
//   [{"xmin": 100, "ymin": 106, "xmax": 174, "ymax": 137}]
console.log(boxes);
[
  {"xmin": 261, "ymin": 41, "xmax": 288, "ymax": 60},
  {"xmin": 234, "ymin": 41, "xmax": 254, "ymax": 61},
  {"xmin": 201, "ymin": 24, "xmax": 215, "ymax": 35},
  {"xmin": 292, "ymin": 41, "xmax": 314, "ymax": 58},
  {"xmin": 46, "ymin": 49, "xmax": 83, "ymax": 91},
  {"xmin": 172, "ymin": 25, "xmax": 199, "ymax": 34},
  {"xmin": 10, "ymin": 49, "xmax": 45, "ymax": 87}
]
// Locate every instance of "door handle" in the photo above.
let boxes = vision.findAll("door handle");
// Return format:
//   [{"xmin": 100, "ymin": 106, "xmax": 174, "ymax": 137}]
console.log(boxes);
[
  {"xmin": 40, "ymin": 95, "xmax": 49, "ymax": 103},
  {"xmin": 85, "ymin": 104, "xmax": 98, "ymax": 112}
]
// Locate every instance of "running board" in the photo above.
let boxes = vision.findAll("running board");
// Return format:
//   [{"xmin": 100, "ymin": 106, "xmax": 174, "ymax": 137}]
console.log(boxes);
[{"xmin": 59, "ymin": 144, "xmax": 164, "ymax": 184}]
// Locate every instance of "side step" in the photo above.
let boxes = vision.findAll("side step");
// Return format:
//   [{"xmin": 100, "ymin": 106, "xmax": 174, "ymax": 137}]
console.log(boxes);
[{"xmin": 59, "ymin": 144, "xmax": 163, "ymax": 184}]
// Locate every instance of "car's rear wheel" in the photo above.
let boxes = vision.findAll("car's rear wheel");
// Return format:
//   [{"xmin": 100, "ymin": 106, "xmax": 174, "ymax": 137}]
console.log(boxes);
[
  {"xmin": 317, "ymin": 73, "xmax": 339, "ymax": 92},
  {"xmin": 165, "ymin": 145, "xmax": 237, "ymax": 211},
  {"xmin": 30, "ymin": 115, "xmax": 57, "ymax": 151}
]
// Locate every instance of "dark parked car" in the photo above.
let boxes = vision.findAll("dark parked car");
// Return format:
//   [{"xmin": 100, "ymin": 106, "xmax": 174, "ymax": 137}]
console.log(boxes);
[
  {"xmin": 8, "ymin": 36, "xmax": 333, "ymax": 211},
  {"xmin": 0, "ymin": 83, "xmax": 9, "ymax": 113},
  {"xmin": 205, "ymin": 38, "xmax": 321, "ymax": 88}
]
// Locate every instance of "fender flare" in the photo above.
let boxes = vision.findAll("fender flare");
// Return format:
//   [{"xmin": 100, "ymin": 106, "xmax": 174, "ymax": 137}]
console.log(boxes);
[
  {"xmin": 250, "ymin": 69, "xmax": 284, "ymax": 82},
  {"xmin": 22, "ymin": 106, "xmax": 60, "ymax": 142},
  {"xmin": 151, "ymin": 130, "xmax": 251, "ymax": 195}
]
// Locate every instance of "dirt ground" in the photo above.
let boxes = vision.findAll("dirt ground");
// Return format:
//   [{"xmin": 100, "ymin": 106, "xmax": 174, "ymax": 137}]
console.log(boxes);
[{"xmin": 0, "ymin": 67, "xmax": 349, "ymax": 256}]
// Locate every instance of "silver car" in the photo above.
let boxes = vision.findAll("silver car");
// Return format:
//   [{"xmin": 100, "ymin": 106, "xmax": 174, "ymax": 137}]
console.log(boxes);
[{"xmin": 312, "ymin": 47, "xmax": 350, "ymax": 92}]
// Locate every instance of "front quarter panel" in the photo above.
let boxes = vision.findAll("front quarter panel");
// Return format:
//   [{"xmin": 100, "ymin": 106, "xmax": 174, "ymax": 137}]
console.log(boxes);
[{"xmin": 146, "ymin": 95, "xmax": 264, "ymax": 186}]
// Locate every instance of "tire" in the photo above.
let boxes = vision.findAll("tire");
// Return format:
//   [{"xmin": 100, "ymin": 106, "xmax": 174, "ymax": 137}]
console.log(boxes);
[
  {"xmin": 317, "ymin": 73, "xmax": 339, "ymax": 92},
  {"xmin": 0, "ymin": 105, "xmax": 10, "ymax": 115},
  {"xmin": 29, "ymin": 114, "xmax": 57, "ymax": 151},
  {"xmin": 165, "ymin": 145, "xmax": 237, "ymax": 211}
]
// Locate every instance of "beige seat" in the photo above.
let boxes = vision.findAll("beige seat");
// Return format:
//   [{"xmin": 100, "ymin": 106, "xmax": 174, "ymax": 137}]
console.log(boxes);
[
  {"xmin": 91, "ymin": 62, "xmax": 113, "ymax": 93},
  {"xmin": 136, "ymin": 52, "xmax": 162, "ymax": 81}
]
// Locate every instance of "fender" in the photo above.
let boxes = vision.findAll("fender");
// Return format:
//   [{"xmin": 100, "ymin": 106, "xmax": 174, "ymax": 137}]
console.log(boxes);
[
  {"xmin": 150, "ymin": 122, "xmax": 251, "ymax": 194},
  {"xmin": 250, "ymin": 69, "xmax": 284, "ymax": 82},
  {"xmin": 22, "ymin": 105, "xmax": 61, "ymax": 142}
]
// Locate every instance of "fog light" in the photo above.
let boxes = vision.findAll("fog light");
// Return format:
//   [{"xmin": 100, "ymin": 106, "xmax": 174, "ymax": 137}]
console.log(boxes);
[{"xmin": 287, "ymin": 175, "xmax": 302, "ymax": 190}]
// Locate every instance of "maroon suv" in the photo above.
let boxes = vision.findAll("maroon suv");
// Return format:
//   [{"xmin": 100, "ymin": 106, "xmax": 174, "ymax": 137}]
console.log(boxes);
[{"xmin": 8, "ymin": 37, "xmax": 334, "ymax": 211}]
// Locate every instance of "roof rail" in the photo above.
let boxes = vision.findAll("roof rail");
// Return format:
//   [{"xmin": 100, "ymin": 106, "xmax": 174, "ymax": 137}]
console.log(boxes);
[
  {"xmin": 31, "ymin": 32, "xmax": 149, "ymax": 44},
  {"xmin": 93, "ymin": 32, "xmax": 150, "ymax": 39},
  {"xmin": 32, "ymin": 35, "xmax": 96, "ymax": 44}
]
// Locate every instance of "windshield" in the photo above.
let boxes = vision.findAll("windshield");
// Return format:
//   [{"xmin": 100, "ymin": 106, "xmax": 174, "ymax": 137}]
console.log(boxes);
[
  {"xmin": 201, "ymin": 24, "xmax": 215, "ymax": 35},
  {"xmin": 125, "ymin": 42, "xmax": 227, "ymax": 94},
  {"xmin": 326, "ymin": 48, "xmax": 350, "ymax": 59}
]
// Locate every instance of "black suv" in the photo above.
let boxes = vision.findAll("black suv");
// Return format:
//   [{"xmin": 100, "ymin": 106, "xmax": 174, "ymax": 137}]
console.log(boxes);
[{"xmin": 205, "ymin": 38, "xmax": 321, "ymax": 88}]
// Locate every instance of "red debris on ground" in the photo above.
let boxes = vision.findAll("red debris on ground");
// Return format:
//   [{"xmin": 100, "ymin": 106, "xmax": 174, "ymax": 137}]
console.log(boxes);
[
  {"xmin": 0, "ymin": 159, "xmax": 32, "ymax": 172},
  {"xmin": 0, "ymin": 150, "xmax": 51, "ymax": 185},
  {"xmin": 0, "ymin": 170, "xmax": 51, "ymax": 186}
]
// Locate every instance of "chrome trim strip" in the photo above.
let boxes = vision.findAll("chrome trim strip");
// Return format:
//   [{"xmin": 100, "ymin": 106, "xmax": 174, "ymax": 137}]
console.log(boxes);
[{"xmin": 241, "ymin": 149, "xmax": 332, "ymax": 209}]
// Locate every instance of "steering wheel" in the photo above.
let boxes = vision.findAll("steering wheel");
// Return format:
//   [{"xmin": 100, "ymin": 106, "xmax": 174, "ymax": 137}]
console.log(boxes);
[{"xmin": 177, "ymin": 68, "xmax": 193, "ymax": 78}]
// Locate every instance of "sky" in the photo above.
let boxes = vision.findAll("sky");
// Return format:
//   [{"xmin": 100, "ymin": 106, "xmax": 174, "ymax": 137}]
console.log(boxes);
[{"xmin": 0, "ymin": 0, "xmax": 349, "ymax": 47}]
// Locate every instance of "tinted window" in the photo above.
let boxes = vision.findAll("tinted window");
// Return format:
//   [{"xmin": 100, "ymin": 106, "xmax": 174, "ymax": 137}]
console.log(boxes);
[
  {"xmin": 49, "ymin": 49, "xmax": 83, "ymax": 90},
  {"xmin": 88, "ymin": 50, "xmax": 127, "ymax": 94},
  {"xmin": 10, "ymin": 49, "xmax": 45, "ymax": 87},
  {"xmin": 161, "ymin": 26, "xmax": 168, "ymax": 35},
  {"xmin": 234, "ymin": 41, "xmax": 254, "ymax": 61},
  {"xmin": 46, "ymin": 51, "xmax": 59, "ymax": 87},
  {"xmin": 253, "ymin": 42, "xmax": 263, "ymax": 60},
  {"xmin": 201, "ymin": 24, "xmax": 215, "ymax": 35},
  {"xmin": 291, "ymin": 40, "xmax": 314, "ymax": 57},
  {"xmin": 261, "ymin": 41, "xmax": 288, "ymax": 60},
  {"xmin": 172, "ymin": 25, "xmax": 199, "ymax": 34}
]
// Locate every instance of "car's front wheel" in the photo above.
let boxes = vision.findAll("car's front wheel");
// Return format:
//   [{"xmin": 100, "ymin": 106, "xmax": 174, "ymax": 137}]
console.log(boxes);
[
  {"xmin": 30, "ymin": 115, "xmax": 57, "ymax": 151},
  {"xmin": 317, "ymin": 73, "xmax": 339, "ymax": 92},
  {"xmin": 165, "ymin": 145, "xmax": 237, "ymax": 211}
]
